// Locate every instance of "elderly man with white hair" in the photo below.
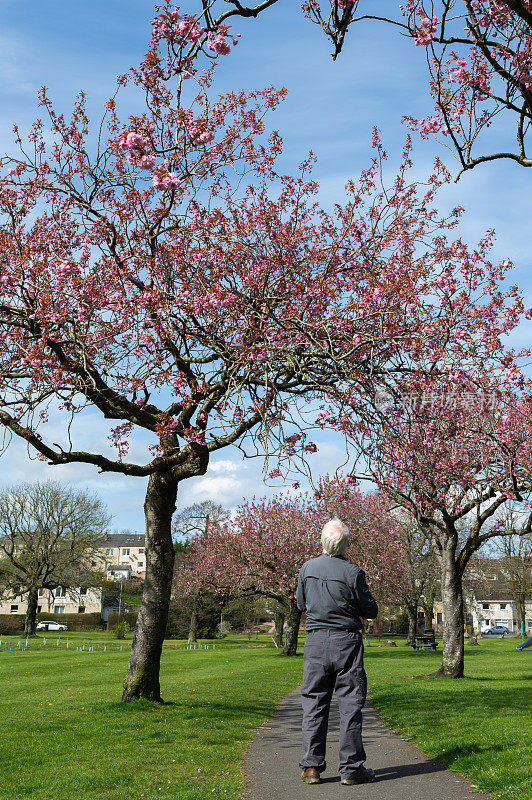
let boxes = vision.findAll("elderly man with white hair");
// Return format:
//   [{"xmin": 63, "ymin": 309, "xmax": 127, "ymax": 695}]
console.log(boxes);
[{"xmin": 296, "ymin": 517, "xmax": 378, "ymax": 786}]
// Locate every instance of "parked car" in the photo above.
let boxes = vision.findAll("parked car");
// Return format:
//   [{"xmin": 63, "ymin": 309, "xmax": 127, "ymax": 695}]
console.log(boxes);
[
  {"xmin": 483, "ymin": 626, "xmax": 509, "ymax": 637},
  {"xmin": 36, "ymin": 620, "xmax": 68, "ymax": 631}
]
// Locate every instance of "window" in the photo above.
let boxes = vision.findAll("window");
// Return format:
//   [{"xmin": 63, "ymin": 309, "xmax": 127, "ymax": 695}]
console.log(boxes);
[
  {"xmin": 437, "ymin": 612, "xmax": 443, "ymax": 624},
  {"xmin": 138, "ymin": 563, "xmax": 144, "ymax": 569},
  {"xmin": 56, "ymin": 587, "xmax": 66, "ymax": 597},
  {"xmin": 139, "ymin": 548, "xmax": 144, "ymax": 554},
  {"xmin": 37, "ymin": 605, "xmax": 41, "ymax": 613},
  {"xmin": 54, "ymin": 606, "xmax": 65, "ymax": 614},
  {"xmin": 38, "ymin": 589, "xmax": 45, "ymax": 597},
  {"xmin": 78, "ymin": 606, "xmax": 85, "ymax": 614},
  {"xmin": 122, "ymin": 548, "xmax": 130, "ymax": 555},
  {"xmin": 10, "ymin": 604, "xmax": 18, "ymax": 613},
  {"xmin": 80, "ymin": 587, "xmax": 88, "ymax": 596},
  {"xmin": 500, "ymin": 603, "xmax": 507, "ymax": 610},
  {"xmin": 528, "ymin": 620, "xmax": 532, "ymax": 629},
  {"xmin": 106, "ymin": 548, "xmax": 114, "ymax": 555},
  {"xmin": 481, "ymin": 603, "xmax": 489, "ymax": 610}
]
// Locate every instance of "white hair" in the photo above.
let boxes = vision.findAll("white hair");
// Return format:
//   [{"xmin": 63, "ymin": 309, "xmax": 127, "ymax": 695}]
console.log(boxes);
[{"xmin": 321, "ymin": 517, "xmax": 350, "ymax": 556}]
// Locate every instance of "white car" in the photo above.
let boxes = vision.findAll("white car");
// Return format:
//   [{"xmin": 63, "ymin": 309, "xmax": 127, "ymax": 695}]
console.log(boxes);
[{"xmin": 36, "ymin": 620, "xmax": 68, "ymax": 631}]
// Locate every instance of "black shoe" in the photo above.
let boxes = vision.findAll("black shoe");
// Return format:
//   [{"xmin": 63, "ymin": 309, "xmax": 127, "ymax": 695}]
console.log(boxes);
[
  {"xmin": 340, "ymin": 767, "xmax": 376, "ymax": 785},
  {"xmin": 301, "ymin": 768, "xmax": 321, "ymax": 784}
]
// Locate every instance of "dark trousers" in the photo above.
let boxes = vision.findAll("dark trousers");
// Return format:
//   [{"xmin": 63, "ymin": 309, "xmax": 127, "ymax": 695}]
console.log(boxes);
[{"xmin": 299, "ymin": 629, "xmax": 367, "ymax": 778}]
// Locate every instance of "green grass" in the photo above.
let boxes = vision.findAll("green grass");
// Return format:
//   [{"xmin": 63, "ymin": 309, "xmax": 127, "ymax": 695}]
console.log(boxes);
[
  {"xmin": 0, "ymin": 632, "xmax": 530, "ymax": 800},
  {"xmin": 0, "ymin": 631, "xmax": 301, "ymax": 800},
  {"xmin": 364, "ymin": 636, "xmax": 532, "ymax": 800}
]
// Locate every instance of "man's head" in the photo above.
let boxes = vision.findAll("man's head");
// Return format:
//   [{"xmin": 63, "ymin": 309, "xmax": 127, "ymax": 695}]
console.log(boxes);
[{"xmin": 321, "ymin": 517, "xmax": 349, "ymax": 556}]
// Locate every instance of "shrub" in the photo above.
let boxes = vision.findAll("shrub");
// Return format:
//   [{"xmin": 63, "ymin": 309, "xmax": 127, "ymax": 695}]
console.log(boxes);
[
  {"xmin": 107, "ymin": 610, "xmax": 138, "ymax": 630},
  {"xmin": 0, "ymin": 614, "xmax": 24, "ymax": 635},
  {"xmin": 113, "ymin": 621, "xmax": 129, "ymax": 639}
]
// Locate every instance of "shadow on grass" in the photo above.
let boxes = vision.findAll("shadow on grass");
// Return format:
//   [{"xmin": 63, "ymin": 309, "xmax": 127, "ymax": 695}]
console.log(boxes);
[
  {"xmin": 433, "ymin": 742, "xmax": 510, "ymax": 761},
  {"xmin": 109, "ymin": 697, "xmax": 279, "ymax": 718},
  {"xmin": 372, "ymin": 686, "xmax": 532, "ymax": 717}
]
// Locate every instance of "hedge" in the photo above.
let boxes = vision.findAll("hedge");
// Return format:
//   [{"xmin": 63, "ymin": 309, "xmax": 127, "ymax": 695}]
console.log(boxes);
[
  {"xmin": 0, "ymin": 615, "xmax": 25, "ymax": 634},
  {"xmin": 36, "ymin": 611, "xmax": 102, "ymax": 630}
]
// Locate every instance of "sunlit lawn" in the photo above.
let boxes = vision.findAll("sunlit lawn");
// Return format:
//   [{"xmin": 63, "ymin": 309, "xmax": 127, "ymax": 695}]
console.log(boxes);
[
  {"xmin": 0, "ymin": 631, "xmax": 530, "ymax": 800},
  {"xmin": 0, "ymin": 631, "xmax": 301, "ymax": 800},
  {"xmin": 364, "ymin": 636, "xmax": 532, "ymax": 800}
]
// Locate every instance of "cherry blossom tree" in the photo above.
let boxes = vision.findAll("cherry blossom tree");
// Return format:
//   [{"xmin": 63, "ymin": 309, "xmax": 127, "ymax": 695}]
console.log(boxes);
[
  {"xmin": 348, "ymin": 377, "xmax": 532, "ymax": 677},
  {"xmin": 0, "ymin": 1, "xmax": 526, "ymax": 700},
  {"xmin": 178, "ymin": 476, "xmax": 404, "ymax": 655}
]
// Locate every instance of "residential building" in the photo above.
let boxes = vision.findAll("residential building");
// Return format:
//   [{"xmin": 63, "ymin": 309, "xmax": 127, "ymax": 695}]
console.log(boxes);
[
  {"xmin": 101, "ymin": 533, "xmax": 146, "ymax": 579},
  {"xmin": 0, "ymin": 585, "xmax": 102, "ymax": 616}
]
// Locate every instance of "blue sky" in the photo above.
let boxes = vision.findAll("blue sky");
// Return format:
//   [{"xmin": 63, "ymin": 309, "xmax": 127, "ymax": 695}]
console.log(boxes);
[{"xmin": 1, "ymin": 1, "xmax": 532, "ymax": 531}]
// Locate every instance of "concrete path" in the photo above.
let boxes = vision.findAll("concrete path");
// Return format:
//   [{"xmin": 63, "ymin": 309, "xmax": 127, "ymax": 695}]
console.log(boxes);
[{"xmin": 244, "ymin": 688, "xmax": 493, "ymax": 800}]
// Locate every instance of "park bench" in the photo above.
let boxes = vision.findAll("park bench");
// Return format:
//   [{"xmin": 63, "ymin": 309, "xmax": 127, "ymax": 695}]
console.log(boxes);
[{"xmin": 412, "ymin": 628, "xmax": 437, "ymax": 651}]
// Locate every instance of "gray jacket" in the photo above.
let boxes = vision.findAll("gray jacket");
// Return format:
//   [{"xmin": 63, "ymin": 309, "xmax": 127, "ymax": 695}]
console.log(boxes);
[{"xmin": 296, "ymin": 553, "xmax": 378, "ymax": 632}]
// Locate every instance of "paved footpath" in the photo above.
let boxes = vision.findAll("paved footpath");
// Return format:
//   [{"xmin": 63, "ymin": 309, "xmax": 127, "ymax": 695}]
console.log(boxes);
[{"xmin": 244, "ymin": 688, "xmax": 493, "ymax": 800}]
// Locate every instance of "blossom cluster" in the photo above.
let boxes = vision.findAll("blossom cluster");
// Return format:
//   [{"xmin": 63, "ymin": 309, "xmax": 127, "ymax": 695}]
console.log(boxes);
[
  {"xmin": 415, "ymin": 15, "xmax": 438, "ymax": 46},
  {"xmin": 119, "ymin": 131, "xmax": 156, "ymax": 171}
]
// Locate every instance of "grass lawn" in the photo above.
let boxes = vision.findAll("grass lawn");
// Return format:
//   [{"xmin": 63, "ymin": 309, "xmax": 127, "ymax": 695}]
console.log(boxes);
[
  {"xmin": 0, "ymin": 631, "xmax": 301, "ymax": 800},
  {"xmin": 0, "ymin": 631, "xmax": 530, "ymax": 799},
  {"xmin": 364, "ymin": 636, "xmax": 532, "ymax": 800}
]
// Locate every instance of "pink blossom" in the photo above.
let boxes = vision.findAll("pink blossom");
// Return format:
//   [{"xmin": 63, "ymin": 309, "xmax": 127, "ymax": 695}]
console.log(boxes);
[
  {"xmin": 206, "ymin": 32, "xmax": 231, "ymax": 55},
  {"xmin": 152, "ymin": 172, "xmax": 180, "ymax": 190},
  {"xmin": 415, "ymin": 16, "xmax": 438, "ymax": 46}
]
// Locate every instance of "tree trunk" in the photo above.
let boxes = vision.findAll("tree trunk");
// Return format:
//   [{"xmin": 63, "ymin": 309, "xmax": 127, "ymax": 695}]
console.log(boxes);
[
  {"xmin": 273, "ymin": 610, "xmax": 285, "ymax": 648},
  {"xmin": 122, "ymin": 471, "xmax": 178, "ymax": 702},
  {"xmin": 24, "ymin": 587, "xmax": 39, "ymax": 636},
  {"xmin": 188, "ymin": 607, "xmax": 198, "ymax": 643},
  {"xmin": 436, "ymin": 546, "xmax": 464, "ymax": 678},
  {"xmin": 406, "ymin": 604, "xmax": 417, "ymax": 646},
  {"xmin": 517, "ymin": 596, "xmax": 526, "ymax": 630},
  {"xmin": 422, "ymin": 586, "xmax": 436, "ymax": 629},
  {"xmin": 283, "ymin": 597, "xmax": 301, "ymax": 656}
]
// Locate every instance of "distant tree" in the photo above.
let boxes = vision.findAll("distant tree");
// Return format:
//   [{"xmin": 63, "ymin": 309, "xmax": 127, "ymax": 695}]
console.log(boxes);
[
  {"xmin": 179, "ymin": 476, "xmax": 404, "ymax": 655},
  {"xmin": 171, "ymin": 501, "xmax": 229, "ymax": 641},
  {"xmin": 172, "ymin": 501, "xmax": 230, "ymax": 543},
  {"xmin": 0, "ymin": 481, "xmax": 110, "ymax": 635},
  {"xmin": 395, "ymin": 514, "xmax": 434, "ymax": 644}
]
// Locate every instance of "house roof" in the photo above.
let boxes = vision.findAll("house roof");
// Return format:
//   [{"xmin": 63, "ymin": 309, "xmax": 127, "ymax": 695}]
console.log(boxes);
[
  {"xmin": 467, "ymin": 581, "xmax": 515, "ymax": 602},
  {"xmin": 104, "ymin": 533, "xmax": 145, "ymax": 547}
]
